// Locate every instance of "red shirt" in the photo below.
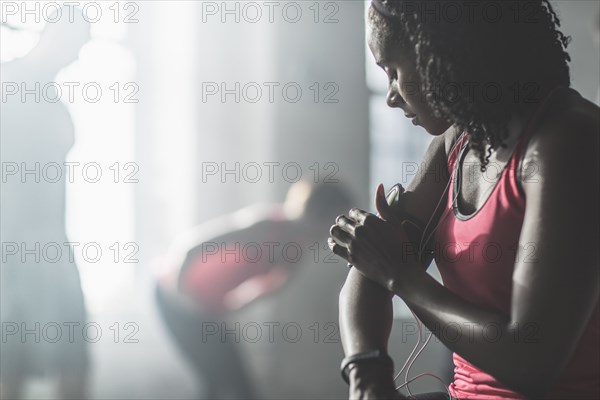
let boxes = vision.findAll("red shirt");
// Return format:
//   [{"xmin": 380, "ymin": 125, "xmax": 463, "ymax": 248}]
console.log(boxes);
[
  {"xmin": 433, "ymin": 91, "xmax": 599, "ymax": 399},
  {"xmin": 180, "ymin": 206, "xmax": 290, "ymax": 314}
]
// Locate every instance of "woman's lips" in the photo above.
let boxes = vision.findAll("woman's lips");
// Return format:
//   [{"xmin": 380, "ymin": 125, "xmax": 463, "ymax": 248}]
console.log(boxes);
[{"xmin": 404, "ymin": 112, "xmax": 419, "ymax": 126}]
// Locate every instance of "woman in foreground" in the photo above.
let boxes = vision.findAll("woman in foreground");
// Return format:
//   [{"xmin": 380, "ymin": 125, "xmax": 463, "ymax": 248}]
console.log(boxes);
[{"xmin": 329, "ymin": 1, "xmax": 599, "ymax": 399}]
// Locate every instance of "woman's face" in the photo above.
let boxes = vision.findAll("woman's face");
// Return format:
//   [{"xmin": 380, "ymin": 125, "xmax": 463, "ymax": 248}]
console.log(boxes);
[{"xmin": 367, "ymin": 21, "xmax": 451, "ymax": 136}]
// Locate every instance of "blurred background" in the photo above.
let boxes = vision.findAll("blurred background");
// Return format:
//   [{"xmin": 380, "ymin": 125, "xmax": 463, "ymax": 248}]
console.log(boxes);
[{"xmin": 1, "ymin": 1, "xmax": 598, "ymax": 399}]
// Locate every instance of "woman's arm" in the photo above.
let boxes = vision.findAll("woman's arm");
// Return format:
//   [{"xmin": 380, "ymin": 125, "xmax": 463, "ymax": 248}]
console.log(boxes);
[
  {"xmin": 391, "ymin": 114, "xmax": 600, "ymax": 397},
  {"xmin": 339, "ymin": 268, "xmax": 399, "ymax": 397},
  {"xmin": 337, "ymin": 129, "xmax": 456, "ymax": 396}
]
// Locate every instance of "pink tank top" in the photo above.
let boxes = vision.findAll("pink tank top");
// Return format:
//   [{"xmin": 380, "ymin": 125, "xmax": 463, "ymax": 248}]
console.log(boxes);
[{"xmin": 433, "ymin": 87, "xmax": 600, "ymax": 399}]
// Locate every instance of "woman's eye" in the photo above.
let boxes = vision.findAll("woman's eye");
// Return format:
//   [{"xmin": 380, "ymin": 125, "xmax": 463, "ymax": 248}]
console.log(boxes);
[
  {"xmin": 387, "ymin": 72, "xmax": 394, "ymax": 82},
  {"xmin": 386, "ymin": 68, "xmax": 398, "ymax": 83}
]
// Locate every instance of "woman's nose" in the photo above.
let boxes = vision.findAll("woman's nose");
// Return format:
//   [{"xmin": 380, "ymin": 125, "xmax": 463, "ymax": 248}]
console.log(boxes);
[{"xmin": 386, "ymin": 85, "xmax": 405, "ymax": 108}]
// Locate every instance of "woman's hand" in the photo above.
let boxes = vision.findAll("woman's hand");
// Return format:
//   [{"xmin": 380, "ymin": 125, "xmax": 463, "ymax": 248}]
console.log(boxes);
[{"xmin": 328, "ymin": 184, "xmax": 420, "ymax": 292}]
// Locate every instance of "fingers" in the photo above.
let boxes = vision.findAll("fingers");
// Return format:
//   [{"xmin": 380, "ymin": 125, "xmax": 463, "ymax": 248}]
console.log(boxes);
[
  {"xmin": 330, "ymin": 215, "xmax": 354, "ymax": 244},
  {"xmin": 331, "ymin": 209, "xmax": 376, "ymax": 245},
  {"xmin": 329, "ymin": 214, "xmax": 354, "ymax": 263},
  {"xmin": 375, "ymin": 183, "xmax": 394, "ymax": 221},
  {"xmin": 329, "ymin": 216, "xmax": 380, "ymax": 267},
  {"xmin": 327, "ymin": 237, "xmax": 353, "ymax": 265},
  {"xmin": 329, "ymin": 211, "xmax": 363, "ymax": 265},
  {"xmin": 328, "ymin": 207, "xmax": 387, "ymax": 268},
  {"xmin": 348, "ymin": 207, "xmax": 369, "ymax": 224}
]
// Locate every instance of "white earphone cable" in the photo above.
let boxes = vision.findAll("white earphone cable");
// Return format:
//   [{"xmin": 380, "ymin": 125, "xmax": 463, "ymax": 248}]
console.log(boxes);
[{"xmin": 392, "ymin": 133, "xmax": 468, "ymax": 398}]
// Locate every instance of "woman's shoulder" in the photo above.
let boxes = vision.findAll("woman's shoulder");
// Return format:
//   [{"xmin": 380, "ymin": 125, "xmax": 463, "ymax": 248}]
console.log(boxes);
[
  {"xmin": 523, "ymin": 88, "xmax": 599, "ymax": 180},
  {"xmin": 555, "ymin": 88, "xmax": 599, "ymax": 129}
]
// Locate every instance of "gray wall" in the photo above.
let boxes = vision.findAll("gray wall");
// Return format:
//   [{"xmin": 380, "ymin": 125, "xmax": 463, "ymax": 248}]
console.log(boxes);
[{"xmin": 555, "ymin": 0, "xmax": 600, "ymax": 103}]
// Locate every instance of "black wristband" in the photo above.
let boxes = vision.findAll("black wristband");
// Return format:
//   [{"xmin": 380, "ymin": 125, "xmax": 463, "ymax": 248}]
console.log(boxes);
[{"xmin": 340, "ymin": 350, "xmax": 394, "ymax": 385}]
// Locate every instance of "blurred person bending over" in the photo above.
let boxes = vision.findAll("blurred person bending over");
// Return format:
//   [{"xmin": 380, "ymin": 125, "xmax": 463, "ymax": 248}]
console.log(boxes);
[{"xmin": 155, "ymin": 180, "xmax": 353, "ymax": 399}]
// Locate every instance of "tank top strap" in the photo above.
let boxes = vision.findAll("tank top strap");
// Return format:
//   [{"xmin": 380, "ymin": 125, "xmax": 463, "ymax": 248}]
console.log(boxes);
[{"xmin": 448, "ymin": 86, "xmax": 577, "ymax": 192}]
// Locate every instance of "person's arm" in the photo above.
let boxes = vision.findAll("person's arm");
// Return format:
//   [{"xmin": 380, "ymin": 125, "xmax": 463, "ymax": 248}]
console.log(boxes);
[{"xmin": 337, "ymin": 128, "xmax": 457, "ymax": 397}]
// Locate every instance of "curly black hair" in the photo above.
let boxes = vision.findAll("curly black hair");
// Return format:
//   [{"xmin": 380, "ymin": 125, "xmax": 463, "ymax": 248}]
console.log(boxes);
[{"xmin": 368, "ymin": 0, "xmax": 572, "ymax": 170}]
